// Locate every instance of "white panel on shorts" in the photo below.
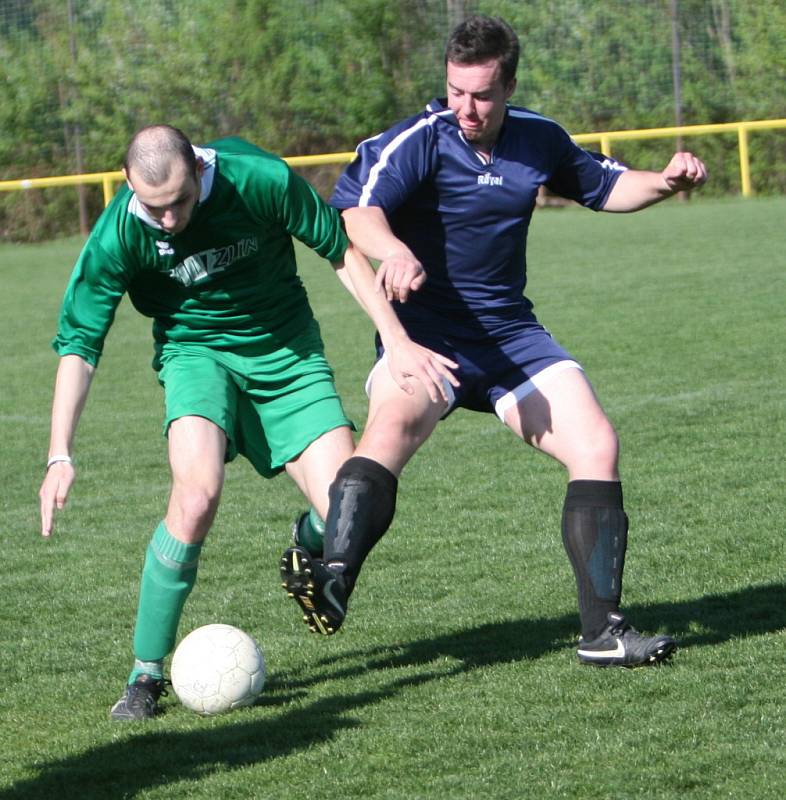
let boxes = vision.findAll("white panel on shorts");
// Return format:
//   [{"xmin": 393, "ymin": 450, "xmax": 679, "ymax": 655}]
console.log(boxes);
[{"xmin": 493, "ymin": 359, "xmax": 583, "ymax": 422}]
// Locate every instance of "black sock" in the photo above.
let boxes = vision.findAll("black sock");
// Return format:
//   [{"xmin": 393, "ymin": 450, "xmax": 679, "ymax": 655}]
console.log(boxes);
[
  {"xmin": 561, "ymin": 480, "xmax": 628, "ymax": 641},
  {"xmin": 323, "ymin": 456, "xmax": 398, "ymax": 596}
]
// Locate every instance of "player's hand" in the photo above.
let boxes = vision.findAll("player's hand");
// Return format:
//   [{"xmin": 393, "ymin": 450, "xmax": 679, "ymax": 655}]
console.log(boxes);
[
  {"xmin": 662, "ymin": 152, "xmax": 708, "ymax": 193},
  {"xmin": 385, "ymin": 336, "xmax": 460, "ymax": 404},
  {"xmin": 375, "ymin": 252, "xmax": 426, "ymax": 303},
  {"xmin": 39, "ymin": 461, "xmax": 75, "ymax": 538}
]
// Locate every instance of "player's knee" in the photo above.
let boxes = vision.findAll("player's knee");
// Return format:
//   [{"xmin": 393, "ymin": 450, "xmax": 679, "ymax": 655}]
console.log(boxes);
[
  {"xmin": 557, "ymin": 416, "xmax": 618, "ymax": 475},
  {"xmin": 170, "ymin": 485, "xmax": 221, "ymax": 533},
  {"xmin": 578, "ymin": 422, "xmax": 619, "ymax": 472},
  {"xmin": 365, "ymin": 404, "xmax": 435, "ymax": 456}
]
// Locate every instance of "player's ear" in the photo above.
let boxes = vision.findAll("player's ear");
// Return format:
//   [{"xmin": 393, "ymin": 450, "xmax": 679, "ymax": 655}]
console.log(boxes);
[
  {"xmin": 122, "ymin": 167, "xmax": 134, "ymax": 192},
  {"xmin": 505, "ymin": 77, "xmax": 517, "ymax": 100},
  {"xmin": 195, "ymin": 158, "xmax": 205, "ymax": 178}
]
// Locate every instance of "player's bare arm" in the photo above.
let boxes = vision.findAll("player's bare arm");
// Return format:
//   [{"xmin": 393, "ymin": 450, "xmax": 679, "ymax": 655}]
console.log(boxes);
[
  {"xmin": 341, "ymin": 206, "xmax": 426, "ymax": 302},
  {"xmin": 602, "ymin": 151, "xmax": 708, "ymax": 212},
  {"xmin": 334, "ymin": 244, "xmax": 458, "ymax": 402},
  {"xmin": 39, "ymin": 354, "xmax": 95, "ymax": 537}
]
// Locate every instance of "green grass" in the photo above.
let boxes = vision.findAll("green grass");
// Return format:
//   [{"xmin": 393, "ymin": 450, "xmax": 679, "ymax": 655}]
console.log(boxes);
[{"xmin": 2, "ymin": 196, "xmax": 785, "ymax": 799}]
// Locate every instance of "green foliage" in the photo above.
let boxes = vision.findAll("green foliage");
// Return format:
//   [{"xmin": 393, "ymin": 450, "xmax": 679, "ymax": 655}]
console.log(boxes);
[
  {"xmin": 229, "ymin": 0, "xmax": 446, "ymax": 151},
  {"xmin": 2, "ymin": 197, "xmax": 786, "ymax": 798},
  {"xmin": 0, "ymin": 0, "xmax": 785, "ymax": 239}
]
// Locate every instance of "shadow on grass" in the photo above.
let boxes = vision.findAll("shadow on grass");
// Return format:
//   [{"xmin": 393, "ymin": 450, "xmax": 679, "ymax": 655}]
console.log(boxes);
[
  {"xmin": 4, "ymin": 582, "xmax": 784, "ymax": 799},
  {"xmin": 629, "ymin": 580, "xmax": 786, "ymax": 647},
  {"xmin": 296, "ymin": 580, "xmax": 786, "ymax": 683},
  {"xmin": 0, "ymin": 669, "xmax": 455, "ymax": 800}
]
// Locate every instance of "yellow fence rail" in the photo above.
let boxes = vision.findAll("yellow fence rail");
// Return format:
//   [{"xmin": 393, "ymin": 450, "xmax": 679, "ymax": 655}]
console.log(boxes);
[
  {"xmin": 1, "ymin": 118, "xmax": 784, "ymax": 204},
  {"xmin": 571, "ymin": 118, "xmax": 786, "ymax": 199}
]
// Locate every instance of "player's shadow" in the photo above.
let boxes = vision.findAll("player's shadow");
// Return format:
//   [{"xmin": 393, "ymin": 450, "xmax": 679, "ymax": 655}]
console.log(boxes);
[
  {"xmin": 289, "ymin": 580, "xmax": 786, "ymax": 686},
  {"xmin": 4, "ymin": 582, "xmax": 783, "ymax": 800},
  {"xmin": 0, "ymin": 669, "xmax": 453, "ymax": 800}
]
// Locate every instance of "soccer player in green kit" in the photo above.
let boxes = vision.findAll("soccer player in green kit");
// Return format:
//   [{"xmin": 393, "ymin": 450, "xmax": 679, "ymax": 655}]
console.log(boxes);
[{"xmin": 38, "ymin": 124, "xmax": 457, "ymax": 720}]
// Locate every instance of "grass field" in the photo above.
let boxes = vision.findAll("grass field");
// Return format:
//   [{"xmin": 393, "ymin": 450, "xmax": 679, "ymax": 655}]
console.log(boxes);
[{"xmin": 2, "ymin": 196, "xmax": 785, "ymax": 799}]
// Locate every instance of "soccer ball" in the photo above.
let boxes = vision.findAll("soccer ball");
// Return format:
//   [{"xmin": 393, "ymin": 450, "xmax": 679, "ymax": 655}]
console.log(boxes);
[{"xmin": 171, "ymin": 623, "xmax": 266, "ymax": 715}]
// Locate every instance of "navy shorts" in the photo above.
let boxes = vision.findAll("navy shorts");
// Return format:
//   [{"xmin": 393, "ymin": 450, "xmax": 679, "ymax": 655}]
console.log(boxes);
[{"xmin": 368, "ymin": 313, "xmax": 582, "ymax": 421}]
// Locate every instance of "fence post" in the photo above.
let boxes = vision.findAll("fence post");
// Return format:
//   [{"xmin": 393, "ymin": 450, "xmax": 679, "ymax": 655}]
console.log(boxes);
[
  {"xmin": 102, "ymin": 175, "xmax": 116, "ymax": 207},
  {"xmin": 738, "ymin": 125, "xmax": 752, "ymax": 197}
]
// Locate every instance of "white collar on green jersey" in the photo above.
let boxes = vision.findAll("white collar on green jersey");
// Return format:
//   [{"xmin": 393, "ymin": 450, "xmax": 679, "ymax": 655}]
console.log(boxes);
[{"xmin": 193, "ymin": 146, "xmax": 216, "ymax": 202}]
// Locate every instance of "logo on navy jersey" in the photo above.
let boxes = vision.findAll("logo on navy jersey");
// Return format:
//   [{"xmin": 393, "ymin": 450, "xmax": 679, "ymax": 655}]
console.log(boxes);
[
  {"xmin": 168, "ymin": 236, "xmax": 258, "ymax": 287},
  {"xmin": 477, "ymin": 172, "xmax": 503, "ymax": 186}
]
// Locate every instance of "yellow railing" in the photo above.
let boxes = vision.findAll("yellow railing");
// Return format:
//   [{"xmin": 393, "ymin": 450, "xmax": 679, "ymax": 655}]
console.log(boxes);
[
  {"xmin": 571, "ymin": 118, "xmax": 786, "ymax": 198},
  {"xmin": 0, "ymin": 151, "xmax": 359, "ymax": 207},
  {"xmin": 1, "ymin": 118, "xmax": 784, "ymax": 203}
]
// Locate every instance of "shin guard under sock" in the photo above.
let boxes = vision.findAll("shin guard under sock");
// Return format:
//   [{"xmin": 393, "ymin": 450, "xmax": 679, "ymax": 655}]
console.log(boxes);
[
  {"xmin": 130, "ymin": 522, "xmax": 202, "ymax": 677},
  {"xmin": 561, "ymin": 480, "xmax": 628, "ymax": 641},
  {"xmin": 323, "ymin": 456, "xmax": 397, "ymax": 596}
]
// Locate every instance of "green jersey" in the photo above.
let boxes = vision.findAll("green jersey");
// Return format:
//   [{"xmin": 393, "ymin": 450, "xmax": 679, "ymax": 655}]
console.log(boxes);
[{"xmin": 53, "ymin": 137, "xmax": 348, "ymax": 368}]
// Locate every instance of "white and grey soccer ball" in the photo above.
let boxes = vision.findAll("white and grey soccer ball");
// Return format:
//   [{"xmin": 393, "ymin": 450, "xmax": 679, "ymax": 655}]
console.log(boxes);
[{"xmin": 171, "ymin": 623, "xmax": 265, "ymax": 715}]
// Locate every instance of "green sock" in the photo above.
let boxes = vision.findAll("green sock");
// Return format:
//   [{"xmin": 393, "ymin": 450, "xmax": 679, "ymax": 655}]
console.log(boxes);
[
  {"xmin": 307, "ymin": 507, "xmax": 325, "ymax": 540},
  {"xmin": 127, "ymin": 522, "xmax": 202, "ymax": 683},
  {"xmin": 295, "ymin": 507, "xmax": 325, "ymax": 556}
]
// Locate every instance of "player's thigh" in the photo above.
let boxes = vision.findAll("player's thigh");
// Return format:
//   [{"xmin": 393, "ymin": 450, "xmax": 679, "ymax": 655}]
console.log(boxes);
[
  {"xmin": 168, "ymin": 415, "xmax": 227, "ymax": 491},
  {"xmin": 504, "ymin": 366, "xmax": 619, "ymax": 477},
  {"xmin": 159, "ymin": 350, "xmax": 234, "ymax": 532},
  {"xmin": 354, "ymin": 357, "xmax": 446, "ymax": 477},
  {"xmin": 284, "ymin": 424, "xmax": 355, "ymax": 520},
  {"xmin": 166, "ymin": 416, "xmax": 228, "ymax": 539}
]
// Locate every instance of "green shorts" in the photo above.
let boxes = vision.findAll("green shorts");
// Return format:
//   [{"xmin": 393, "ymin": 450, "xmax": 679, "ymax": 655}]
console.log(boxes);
[{"xmin": 157, "ymin": 323, "xmax": 353, "ymax": 478}]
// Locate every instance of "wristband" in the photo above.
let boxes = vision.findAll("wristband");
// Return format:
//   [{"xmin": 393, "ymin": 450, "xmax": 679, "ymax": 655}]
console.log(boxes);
[{"xmin": 47, "ymin": 455, "xmax": 73, "ymax": 469}]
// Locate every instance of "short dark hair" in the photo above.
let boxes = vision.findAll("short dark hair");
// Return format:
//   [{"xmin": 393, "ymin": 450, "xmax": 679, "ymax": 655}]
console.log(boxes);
[
  {"xmin": 123, "ymin": 124, "xmax": 197, "ymax": 186},
  {"xmin": 444, "ymin": 15, "xmax": 520, "ymax": 86}
]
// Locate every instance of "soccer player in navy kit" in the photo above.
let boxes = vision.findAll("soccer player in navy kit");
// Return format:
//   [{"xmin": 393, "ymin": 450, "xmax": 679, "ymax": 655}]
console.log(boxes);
[{"xmin": 281, "ymin": 15, "xmax": 707, "ymax": 666}]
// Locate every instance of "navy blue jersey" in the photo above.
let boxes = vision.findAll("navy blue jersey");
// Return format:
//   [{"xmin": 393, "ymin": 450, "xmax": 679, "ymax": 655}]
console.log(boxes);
[{"xmin": 331, "ymin": 99, "xmax": 625, "ymax": 337}]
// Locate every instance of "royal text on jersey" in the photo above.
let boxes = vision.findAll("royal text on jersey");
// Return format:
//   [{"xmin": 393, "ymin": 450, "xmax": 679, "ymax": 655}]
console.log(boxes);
[{"xmin": 477, "ymin": 172, "xmax": 503, "ymax": 186}]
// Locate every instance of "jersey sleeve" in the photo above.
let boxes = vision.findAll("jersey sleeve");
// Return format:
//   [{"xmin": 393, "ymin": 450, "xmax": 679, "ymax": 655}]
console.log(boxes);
[
  {"xmin": 331, "ymin": 118, "xmax": 436, "ymax": 212},
  {"xmin": 282, "ymin": 168, "xmax": 349, "ymax": 261},
  {"xmin": 52, "ymin": 237, "xmax": 130, "ymax": 367},
  {"xmin": 545, "ymin": 127, "xmax": 626, "ymax": 210},
  {"xmin": 247, "ymin": 157, "xmax": 348, "ymax": 262}
]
